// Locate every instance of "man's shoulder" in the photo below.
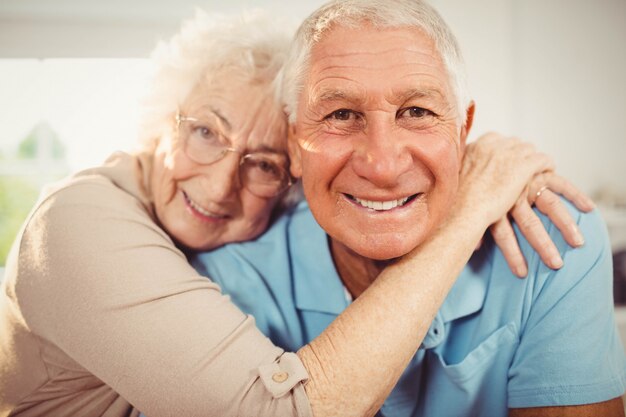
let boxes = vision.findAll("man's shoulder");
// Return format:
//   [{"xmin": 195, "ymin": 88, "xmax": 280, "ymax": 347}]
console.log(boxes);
[
  {"xmin": 193, "ymin": 202, "xmax": 322, "ymax": 281},
  {"xmin": 217, "ymin": 201, "xmax": 319, "ymax": 249},
  {"xmin": 536, "ymin": 198, "xmax": 608, "ymax": 254},
  {"xmin": 503, "ymin": 202, "xmax": 624, "ymax": 407},
  {"xmin": 480, "ymin": 198, "xmax": 610, "ymax": 284},
  {"xmin": 468, "ymin": 198, "xmax": 613, "ymax": 335},
  {"xmin": 463, "ymin": 199, "xmax": 612, "ymax": 323}
]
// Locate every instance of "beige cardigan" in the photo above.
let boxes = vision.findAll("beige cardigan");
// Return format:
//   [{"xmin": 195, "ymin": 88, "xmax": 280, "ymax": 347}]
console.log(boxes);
[{"xmin": 0, "ymin": 152, "xmax": 311, "ymax": 417}]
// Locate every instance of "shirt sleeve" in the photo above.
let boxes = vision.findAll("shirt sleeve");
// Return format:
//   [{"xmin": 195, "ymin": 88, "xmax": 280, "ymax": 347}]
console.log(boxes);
[
  {"xmin": 507, "ymin": 204, "xmax": 626, "ymax": 407},
  {"xmin": 15, "ymin": 179, "xmax": 313, "ymax": 417}
]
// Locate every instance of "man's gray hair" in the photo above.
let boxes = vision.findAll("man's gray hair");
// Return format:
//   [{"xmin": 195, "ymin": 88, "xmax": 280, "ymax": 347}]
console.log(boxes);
[
  {"xmin": 278, "ymin": 0, "xmax": 471, "ymax": 126},
  {"xmin": 139, "ymin": 9, "xmax": 294, "ymax": 148}
]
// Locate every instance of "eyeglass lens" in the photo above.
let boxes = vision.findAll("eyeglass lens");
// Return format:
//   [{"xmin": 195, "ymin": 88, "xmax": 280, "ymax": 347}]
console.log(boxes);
[{"xmin": 178, "ymin": 115, "xmax": 290, "ymax": 197}]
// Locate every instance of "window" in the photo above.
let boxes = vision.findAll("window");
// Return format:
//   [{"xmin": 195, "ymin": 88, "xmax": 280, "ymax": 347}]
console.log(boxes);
[{"xmin": 0, "ymin": 58, "xmax": 150, "ymax": 271}]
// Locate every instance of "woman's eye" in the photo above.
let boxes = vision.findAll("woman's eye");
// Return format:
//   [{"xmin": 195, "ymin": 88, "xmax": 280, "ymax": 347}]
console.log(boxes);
[
  {"xmin": 188, "ymin": 125, "xmax": 222, "ymax": 146},
  {"xmin": 194, "ymin": 126, "xmax": 215, "ymax": 140},
  {"xmin": 258, "ymin": 160, "xmax": 279, "ymax": 175},
  {"xmin": 399, "ymin": 107, "xmax": 434, "ymax": 118},
  {"xmin": 245, "ymin": 157, "xmax": 285, "ymax": 182}
]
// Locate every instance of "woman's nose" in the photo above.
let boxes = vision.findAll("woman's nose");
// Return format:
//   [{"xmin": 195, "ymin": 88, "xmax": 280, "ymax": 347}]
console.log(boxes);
[{"xmin": 200, "ymin": 152, "xmax": 242, "ymax": 202}]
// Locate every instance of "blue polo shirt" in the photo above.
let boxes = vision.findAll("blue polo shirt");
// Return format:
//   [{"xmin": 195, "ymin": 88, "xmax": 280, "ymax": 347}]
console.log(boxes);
[{"xmin": 193, "ymin": 201, "xmax": 626, "ymax": 417}]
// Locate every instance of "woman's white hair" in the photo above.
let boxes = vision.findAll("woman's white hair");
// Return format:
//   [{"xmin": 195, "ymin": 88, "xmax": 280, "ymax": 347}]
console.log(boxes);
[
  {"xmin": 139, "ymin": 9, "xmax": 293, "ymax": 147},
  {"xmin": 278, "ymin": 0, "xmax": 471, "ymax": 127},
  {"xmin": 139, "ymin": 9, "xmax": 303, "ymax": 210}
]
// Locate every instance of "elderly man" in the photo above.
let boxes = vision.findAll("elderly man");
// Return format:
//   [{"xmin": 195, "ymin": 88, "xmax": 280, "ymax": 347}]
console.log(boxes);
[{"xmin": 195, "ymin": 0, "xmax": 626, "ymax": 416}]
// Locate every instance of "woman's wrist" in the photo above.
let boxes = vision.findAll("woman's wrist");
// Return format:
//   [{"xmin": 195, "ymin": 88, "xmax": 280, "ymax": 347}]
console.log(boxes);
[{"xmin": 439, "ymin": 202, "xmax": 492, "ymax": 245}]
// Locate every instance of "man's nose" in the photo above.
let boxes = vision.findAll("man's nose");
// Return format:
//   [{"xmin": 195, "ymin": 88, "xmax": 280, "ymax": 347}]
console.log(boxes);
[
  {"xmin": 200, "ymin": 152, "xmax": 242, "ymax": 201},
  {"xmin": 351, "ymin": 119, "xmax": 412, "ymax": 187}
]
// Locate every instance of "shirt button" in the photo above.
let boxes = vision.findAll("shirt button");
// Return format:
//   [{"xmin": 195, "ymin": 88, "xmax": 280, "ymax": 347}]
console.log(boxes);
[{"xmin": 272, "ymin": 371, "xmax": 289, "ymax": 383}]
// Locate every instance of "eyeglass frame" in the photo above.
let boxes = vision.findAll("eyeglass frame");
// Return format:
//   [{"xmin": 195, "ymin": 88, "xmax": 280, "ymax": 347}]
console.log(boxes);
[{"xmin": 174, "ymin": 110, "xmax": 293, "ymax": 198}]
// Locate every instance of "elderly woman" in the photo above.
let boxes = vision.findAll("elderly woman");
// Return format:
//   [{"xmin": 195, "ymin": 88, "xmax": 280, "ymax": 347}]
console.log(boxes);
[{"xmin": 0, "ymin": 10, "xmax": 593, "ymax": 417}]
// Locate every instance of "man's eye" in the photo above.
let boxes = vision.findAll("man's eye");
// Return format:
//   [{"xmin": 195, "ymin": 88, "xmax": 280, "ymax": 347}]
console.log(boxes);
[
  {"xmin": 327, "ymin": 109, "xmax": 355, "ymax": 121},
  {"xmin": 399, "ymin": 107, "xmax": 434, "ymax": 118},
  {"xmin": 321, "ymin": 108, "xmax": 364, "ymax": 133}
]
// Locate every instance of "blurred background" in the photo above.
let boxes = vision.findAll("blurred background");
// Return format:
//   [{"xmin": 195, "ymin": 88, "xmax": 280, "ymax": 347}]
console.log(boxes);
[{"xmin": 0, "ymin": 0, "xmax": 625, "ymax": 344}]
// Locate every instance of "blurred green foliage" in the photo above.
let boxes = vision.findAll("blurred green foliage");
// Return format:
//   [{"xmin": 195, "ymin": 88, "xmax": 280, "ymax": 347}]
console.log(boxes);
[
  {"xmin": 1, "ymin": 122, "xmax": 68, "ymax": 268},
  {"xmin": 0, "ymin": 176, "xmax": 40, "ymax": 266},
  {"xmin": 18, "ymin": 124, "xmax": 65, "ymax": 159}
]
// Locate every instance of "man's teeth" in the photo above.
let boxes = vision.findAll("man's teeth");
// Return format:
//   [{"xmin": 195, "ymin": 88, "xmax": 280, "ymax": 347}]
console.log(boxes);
[{"xmin": 354, "ymin": 196, "xmax": 410, "ymax": 211}]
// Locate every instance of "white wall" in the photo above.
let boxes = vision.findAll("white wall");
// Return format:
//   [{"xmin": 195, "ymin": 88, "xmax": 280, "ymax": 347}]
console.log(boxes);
[
  {"xmin": 435, "ymin": 0, "xmax": 626, "ymax": 199},
  {"xmin": 433, "ymin": 0, "xmax": 516, "ymax": 136},
  {"xmin": 0, "ymin": 0, "xmax": 327, "ymax": 57},
  {"xmin": 512, "ymin": 0, "xmax": 626, "ymax": 198}
]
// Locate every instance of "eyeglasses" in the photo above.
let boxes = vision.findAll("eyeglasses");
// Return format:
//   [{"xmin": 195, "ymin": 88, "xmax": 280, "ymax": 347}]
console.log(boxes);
[{"xmin": 175, "ymin": 111, "xmax": 292, "ymax": 198}]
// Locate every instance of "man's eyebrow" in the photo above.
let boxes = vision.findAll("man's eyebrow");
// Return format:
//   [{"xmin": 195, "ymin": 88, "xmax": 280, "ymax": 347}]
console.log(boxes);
[
  {"xmin": 309, "ymin": 89, "xmax": 363, "ymax": 106},
  {"xmin": 309, "ymin": 88, "xmax": 447, "ymax": 107},
  {"xmin": 396, "ymin": 88, "xmax": 446, "ymax": 103}
]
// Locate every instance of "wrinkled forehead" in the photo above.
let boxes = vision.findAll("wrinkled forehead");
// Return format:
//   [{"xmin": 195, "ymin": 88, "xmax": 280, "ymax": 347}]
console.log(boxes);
[
  {"xmin": 182, "ymin": 70, "xmax": 288, "ymax": 151},
  {"xmin": 304, "ymin": 24, "xmax": 455, "ymax": 106}
]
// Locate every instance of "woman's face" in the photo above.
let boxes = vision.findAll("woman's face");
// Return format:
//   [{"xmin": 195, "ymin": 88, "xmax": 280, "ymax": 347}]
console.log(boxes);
[{"xmin": 151, "ymin": 72, "xmax": 289, "ymax": 251}]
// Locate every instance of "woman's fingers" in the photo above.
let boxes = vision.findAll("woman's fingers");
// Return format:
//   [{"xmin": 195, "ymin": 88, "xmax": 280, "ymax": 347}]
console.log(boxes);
[
  {"xmin": 534, "ymin": 188, "xmax": 585, "ymax": 248},
  {"xmin": 525, "ymin": 172, "xmax": 592, "ymax": 248},
  {"xmin": 490, "ymin": 217, "xmax": 528, "ymax": 278},
  {"xmin": 511, "ymin": 196, "xmax": 564, "ymax": 270},
  {"xmin": 495, "ymin": 170, "xmax": 593, "ymax": 275},
  {"xmin": 530, "ymin": 173, "xmax": 595, "ymax": 213}
]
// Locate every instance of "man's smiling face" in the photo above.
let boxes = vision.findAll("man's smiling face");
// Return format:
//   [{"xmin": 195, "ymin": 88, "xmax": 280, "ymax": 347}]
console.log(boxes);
[{"xmin": 289, "ymin": 23, "xmax": 469, "ymax": 260}]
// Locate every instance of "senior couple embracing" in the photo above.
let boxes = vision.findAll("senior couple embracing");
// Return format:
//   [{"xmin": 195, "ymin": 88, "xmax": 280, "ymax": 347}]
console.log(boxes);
[{"xmin": 1, "ymin": 1, "xmax": 623, "ymax": 416}]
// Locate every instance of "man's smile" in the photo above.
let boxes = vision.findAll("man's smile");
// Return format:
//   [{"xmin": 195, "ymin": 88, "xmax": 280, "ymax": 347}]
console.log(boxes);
[{"xmin": 344, "ymin": 193, "xmax": 421, "ymax": 212}]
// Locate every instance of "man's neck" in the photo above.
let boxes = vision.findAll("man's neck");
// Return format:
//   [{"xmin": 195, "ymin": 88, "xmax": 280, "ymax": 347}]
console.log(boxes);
[{"xmin": 329, "ymin": 237, "xmax": 396, "ymax": 299}]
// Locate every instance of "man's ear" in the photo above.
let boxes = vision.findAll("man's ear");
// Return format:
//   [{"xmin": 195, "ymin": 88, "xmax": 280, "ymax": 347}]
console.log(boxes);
[
  {"xmin": 287, "ymin": 124, "xmax": 303, "ymax": 178},
  {"xmin": 459, "ymin": 101, "xmax": 475, "ymax": 157}
]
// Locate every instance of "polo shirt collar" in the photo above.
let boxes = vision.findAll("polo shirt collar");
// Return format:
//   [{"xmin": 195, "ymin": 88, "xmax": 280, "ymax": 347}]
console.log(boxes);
[
  {"xmin": 290, "ymin": 203, "xmax": 349, "ymax": 314},
  {"xmin": 439, "ymin": 247, "xmax": 491, "ymax": 323}
]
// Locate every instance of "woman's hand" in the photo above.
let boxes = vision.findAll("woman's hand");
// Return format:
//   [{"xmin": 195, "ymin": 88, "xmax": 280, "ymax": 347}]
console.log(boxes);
[
  {"xmin": 490, "ymin": 171, "xmax": 595, "ymax": 277},
  {"xmin": 452, "ymin": 133, "xmax": 555, "ymax": 231}
]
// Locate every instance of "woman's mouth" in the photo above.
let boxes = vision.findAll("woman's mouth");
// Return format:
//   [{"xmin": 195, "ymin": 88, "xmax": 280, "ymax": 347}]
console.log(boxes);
[{"xmin": 182, "ymin": 190, "xmax": 228, "ymax": 221}]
